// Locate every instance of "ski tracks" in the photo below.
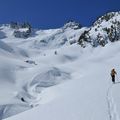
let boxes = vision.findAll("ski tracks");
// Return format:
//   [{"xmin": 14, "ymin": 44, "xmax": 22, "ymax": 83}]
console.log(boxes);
[{"xmin": 107, "ymin": 84, "xmax": 120, "ymax": 120}]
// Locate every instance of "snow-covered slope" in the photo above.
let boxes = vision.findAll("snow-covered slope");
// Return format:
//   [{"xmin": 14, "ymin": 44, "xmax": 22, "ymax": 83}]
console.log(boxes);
[
  {"xmin": 4, "ymin": 42, "xmax": 120, "ymax": 120},
  {"xmin": 0, "ymin": 12, "xmax": 120, "ymax": 120},
  {"xmin": 0, "ymin": 21, "xmax": 85, "ymax": 119}
]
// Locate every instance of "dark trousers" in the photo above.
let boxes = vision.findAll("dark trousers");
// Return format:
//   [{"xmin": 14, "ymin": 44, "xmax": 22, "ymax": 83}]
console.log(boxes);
[{"xmin": 111, "ymin": 75, "xmax": 115, "ymax": 83}]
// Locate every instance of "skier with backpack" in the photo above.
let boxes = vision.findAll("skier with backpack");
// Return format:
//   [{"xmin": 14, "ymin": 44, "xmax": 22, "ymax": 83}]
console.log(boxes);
[{"xmin": 111, "ymin": 68, "xmax": 117, "ymax": 84}]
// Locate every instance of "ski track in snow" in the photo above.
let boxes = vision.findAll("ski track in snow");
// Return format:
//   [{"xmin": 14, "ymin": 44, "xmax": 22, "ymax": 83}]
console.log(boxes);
[{"xmin": 107, "ymin": 84, "xmax": 120, "ymax": 120}]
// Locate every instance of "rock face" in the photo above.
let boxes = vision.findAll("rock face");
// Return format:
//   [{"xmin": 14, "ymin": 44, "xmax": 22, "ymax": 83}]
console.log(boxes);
[
  {"xmin": 63, "ymin": 20, "xmax": 82, "ymax": 30},
  {"xmin": 13, "ymin": 28, "xmax": 31, "ymax": 39},
  {"xmin": 78, "ymin": 12, "xmax": 120, "ymax": 47},
  {"xmin": 10, "ymin": 22, "xmax": 32, "ymax": 39}
]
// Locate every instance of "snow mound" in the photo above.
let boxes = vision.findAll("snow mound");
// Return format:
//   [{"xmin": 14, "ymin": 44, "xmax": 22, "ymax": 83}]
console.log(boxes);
[
  {"xmin": 0, "ymin": 104, "xmax": 30, "ymax": 120},
  {"xmin": 0, "ymin": 30, "xmax": 6, "ymax": 39},
  {"xmin": 29, "ymin": 67, "xmax": 71, "ymax": 88},
  {"xmin": 0, "ymin": 40, "xmax": 13, "ymax": 53}
]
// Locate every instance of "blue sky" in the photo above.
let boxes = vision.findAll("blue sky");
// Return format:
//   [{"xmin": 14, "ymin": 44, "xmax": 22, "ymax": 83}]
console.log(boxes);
[{"xmin": 0, "ymin": 0, "xmax": 119, "ymax": 29}]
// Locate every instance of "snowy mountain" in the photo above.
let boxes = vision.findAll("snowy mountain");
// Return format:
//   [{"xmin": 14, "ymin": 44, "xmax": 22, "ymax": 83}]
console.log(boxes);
[
  {"xmin": 78, "ymin": 11, "xmax": 120, "ymax": 47},
  {"xmin": 0, "ymin": 11, "xmax": 120, "ymax": 120}
]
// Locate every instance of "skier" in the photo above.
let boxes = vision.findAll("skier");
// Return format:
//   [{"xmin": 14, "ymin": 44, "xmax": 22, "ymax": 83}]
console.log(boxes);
[{"xmin": 111, "ymin": 68, "xmax": 117, "ymax": 84}]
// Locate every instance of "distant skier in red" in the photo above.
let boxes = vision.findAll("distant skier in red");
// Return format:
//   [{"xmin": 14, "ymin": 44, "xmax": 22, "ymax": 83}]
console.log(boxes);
[{"xmin": 111, "ymin": 68, "xmax": 117, "ymax": 84}]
